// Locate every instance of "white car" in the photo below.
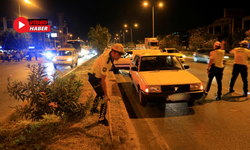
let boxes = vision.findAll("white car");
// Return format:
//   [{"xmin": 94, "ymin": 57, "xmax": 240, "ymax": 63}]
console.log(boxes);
[
  {"xmin": 161, "ymin": 48, "xmax": 186, "ymax": 63},
  {"xmin": 129, "ymin": 53, "xmax": 203, "ymax": 106},
  {"xmin": 53, "ymin": 47, "xmax": 78, "ymax": 68}
]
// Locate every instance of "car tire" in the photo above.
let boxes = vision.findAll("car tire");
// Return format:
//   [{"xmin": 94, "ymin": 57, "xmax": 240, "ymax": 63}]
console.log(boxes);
[
  {"xmin": 188, "ymin": 99, "xmax": 195, "ymax": 107},
  {"xmin": 75, "ymin": 62, "xmax": 78, "ymax": 66},
  {"xmin": 139, "ymin": 88, "xmax": 147, "ymax": 106}
]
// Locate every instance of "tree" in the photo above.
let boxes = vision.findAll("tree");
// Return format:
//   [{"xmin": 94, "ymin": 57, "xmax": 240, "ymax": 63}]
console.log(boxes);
[
  {"xmin": 189, "ymin": 28, "xmax": 215, "ymax": 50},
  {"xmin": 0, "ymin": 29, "xmax": 32, "ymax": 50},
  {"xmin": 159, "ymin": 34, "xmax": 181, "ymax": 49},
  {"xmin": 88, "ymin": 24, "xmax": 111, "ymax": 55}
]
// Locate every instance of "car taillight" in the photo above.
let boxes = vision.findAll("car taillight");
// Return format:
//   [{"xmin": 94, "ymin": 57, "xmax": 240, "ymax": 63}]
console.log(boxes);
[{"xmin": 193, "ymin": 52, "xmax": 196, "ymax": 56}]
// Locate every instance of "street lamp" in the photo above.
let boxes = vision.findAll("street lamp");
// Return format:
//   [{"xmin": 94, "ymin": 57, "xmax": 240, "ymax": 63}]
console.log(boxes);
[
  {"xmin": 143, "ymin": 1, "xmax": 163, "ymax": 37},
  {"xmin": 124, "ymin": 23, "xmax": 138, "ymax": 43},
  {"xmin": 18, "ymin": 0, "xmax": 32, "ymax": 17}
]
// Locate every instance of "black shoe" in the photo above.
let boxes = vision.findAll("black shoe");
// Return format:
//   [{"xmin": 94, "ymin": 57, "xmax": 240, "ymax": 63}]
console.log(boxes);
[
  {"xmin": 98, "ymin": 118, "xmax": 108, "ymax": 126},
  {"xmin": 215, "ymin": 95, "xmax": 221, "ymax": 101},
  {"xmin": 90, "ymin": 108, "xmax": 99, "ymax": 113},
  {"xmin": 243, "ymin": 93, "xmax": 248, "ymax": 97},
  {"xmin": 229, "ymin": 89, "xmax": 234, "ymax": 93}
]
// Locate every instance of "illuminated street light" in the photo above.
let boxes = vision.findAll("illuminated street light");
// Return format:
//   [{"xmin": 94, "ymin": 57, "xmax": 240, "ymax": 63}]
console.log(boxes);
[
  {"xmin": 143, "ymin": 2, "xmax": 164, "ymax": 37},
  {"xmin": 24, "ymin": 0, "xmax": 31, "ymax": 4},
  {"xmin": 18, "ymin": 0, "xmax": 33, "ymax": 17},
  {"xmin": 159, "ymin": 2, "xmax": 163, "ymax": 7},
  {"xmin": 124, "ymin": 23, "xmax": 138, "ymax": 43}
]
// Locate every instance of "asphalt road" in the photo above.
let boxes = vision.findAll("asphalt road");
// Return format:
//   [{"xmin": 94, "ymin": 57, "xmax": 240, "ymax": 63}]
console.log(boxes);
[
  {"xmin": 0, "ymin": 55, "xmax": 94, "ymax": 122},
  {"xmin": 115, "ymin": 58, "xmax": 250, "ymax": 150}
]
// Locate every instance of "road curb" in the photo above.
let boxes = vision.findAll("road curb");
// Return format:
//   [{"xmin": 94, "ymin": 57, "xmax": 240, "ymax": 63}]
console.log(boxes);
[{"xmin": 107, "ymin": 71, "xmax": 141, "ymax": 149}]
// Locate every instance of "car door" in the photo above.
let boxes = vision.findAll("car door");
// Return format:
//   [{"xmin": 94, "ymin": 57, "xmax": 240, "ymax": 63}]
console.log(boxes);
[{"xmin": 130, "ymin": 55, "xmax": 140, "ymax": 90}]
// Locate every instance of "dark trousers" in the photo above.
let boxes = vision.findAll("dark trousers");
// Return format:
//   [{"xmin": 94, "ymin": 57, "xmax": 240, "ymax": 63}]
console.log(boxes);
[
  {"xmin": 205, "ymin": 65, "xmax": 224, "ymax": 96},
  {"xmin": 88, "ymin": 73, "xmax": 107, "ymax": 119},
  {"xmin": 229, "ymin": 64, "xmax": 248, "ymax": 94}
]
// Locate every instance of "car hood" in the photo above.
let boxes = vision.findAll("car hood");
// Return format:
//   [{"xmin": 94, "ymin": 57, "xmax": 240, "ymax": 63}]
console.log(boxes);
[
  {"xmin": 139, "ymin": 70, "xmax": 201, "ymax": 85},
  {"xmin": 54, "ymin": 56, "xmax": 72, "ymax": 60},
  {"xmin": 168, "ymin": 53, "xmax": 184, "ymax": 57}
]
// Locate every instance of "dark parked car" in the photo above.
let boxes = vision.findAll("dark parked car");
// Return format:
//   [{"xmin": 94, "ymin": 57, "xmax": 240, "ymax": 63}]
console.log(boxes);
[{"xmin": 193, "ymin": 48, "xmax": 227, "ymax": 64}]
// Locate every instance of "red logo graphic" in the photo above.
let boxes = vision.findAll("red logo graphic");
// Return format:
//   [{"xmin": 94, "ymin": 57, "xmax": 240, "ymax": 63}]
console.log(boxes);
[
  {"xmin": 13, "ymin": 17, "xmax": 51, "ymax": 33},
  {"xmin": 13, "ymin": 17, "xmax": 29, "ymax": 33}
]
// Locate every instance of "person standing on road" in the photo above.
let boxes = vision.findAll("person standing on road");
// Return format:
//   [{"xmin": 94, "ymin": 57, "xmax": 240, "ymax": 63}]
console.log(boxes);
[
  {"xmin": 204, "ymin": 41, "xmax": 225, "ymax": 100},
  {"xmin": 2, "ymin": 52, "xmax": 7, "ymax": 63},
  {"xmin": 229, "ymin": 40, "xmax": 250, "ymax": 97},
  {"xmin": 88, "ymin": 43, "xmax": 125, "ymax": 126}
]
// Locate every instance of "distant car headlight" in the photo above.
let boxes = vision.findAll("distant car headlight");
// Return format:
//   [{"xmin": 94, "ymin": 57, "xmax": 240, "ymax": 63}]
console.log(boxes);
[
  {"xmin": 52, "ymin": 57, "xmax": 56, "ymax": 61},
  {"xmin": 224, "ymin": 56, "xmax": 229, "ymax": 59},
  {"xmin": 146, "ymin": 85, "xmax": 162, "ymax": 93},
  {"xmin": 46, "ymin": 52, "xmax": 53, "ymax": 58},
  {"xmin": 190, "ymin": 83, "xmax": 203, "ymax": 91},
  {"xmin": 182, "ymin": 55, "xmax": 186, "ymax": 58},
  {"xmin": 67, "ymin": 58, "xmax": 72, "ymax": 61}
]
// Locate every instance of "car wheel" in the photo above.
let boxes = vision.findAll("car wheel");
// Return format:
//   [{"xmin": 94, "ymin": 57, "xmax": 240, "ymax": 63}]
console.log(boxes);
[
  {"xmin": 70, "ymin": 64, "xmax": 73, "ymax": 68},
  {"xmin": 139, "ymin": 88, "xmax": 147, "ymax": 106},
  {"xmin": 188, "ymin": 99, "xmax": 195, "ymax": 107},
  {"xmin": 193, "ymin": 57, "xmax": 198, "ymax": 62},
  {"xmin": 75, "ymin": 62, "xmax": 78, "ymax": 66}
]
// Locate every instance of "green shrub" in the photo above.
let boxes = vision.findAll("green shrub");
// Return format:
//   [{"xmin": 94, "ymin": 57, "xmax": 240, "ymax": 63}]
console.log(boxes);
[{"xmin": 6, "ymin": 64, "xmax": 90, "ymax": 122}]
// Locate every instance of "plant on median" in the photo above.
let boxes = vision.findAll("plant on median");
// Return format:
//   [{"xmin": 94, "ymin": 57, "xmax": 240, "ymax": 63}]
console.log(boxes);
[{"xmin": 6, "ymin": 63, "xmax": 91, "ymax": 122}]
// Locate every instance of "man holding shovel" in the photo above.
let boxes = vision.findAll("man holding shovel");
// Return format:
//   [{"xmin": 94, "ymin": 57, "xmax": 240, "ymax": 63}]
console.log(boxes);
[{"xmin": 88, "ymin": 43, "xmax": 125, "ymax": 126}]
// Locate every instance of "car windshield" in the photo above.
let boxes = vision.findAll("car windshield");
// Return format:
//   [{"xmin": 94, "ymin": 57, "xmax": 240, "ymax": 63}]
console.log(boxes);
[
  {"xmin": 140, "ymin": 56, "xmax": 183, "ymax": 71},
  {"xmin": 46, "ymin": 50, "xmax": 57, "ymax": 54},
  {"xmin": 167, "ymin": 49, "xmax": 179, "ymax": 53},
  {"xmin": 57, "ymin": 51, "xmax": 72, "ymax": 56}
]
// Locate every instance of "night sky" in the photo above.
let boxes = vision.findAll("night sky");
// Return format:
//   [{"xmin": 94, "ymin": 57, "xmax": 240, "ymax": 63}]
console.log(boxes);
[{"xmin": 1, "ymin": 0, "xmax": 250, "ymax": 42}]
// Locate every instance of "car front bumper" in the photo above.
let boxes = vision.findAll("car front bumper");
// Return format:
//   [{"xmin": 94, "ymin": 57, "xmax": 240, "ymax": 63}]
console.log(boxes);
[
  {"xmin": 53, "ymin": 61, "xmax": 72, "ymax": 65},
  {"xmin": 142, "ymin": 91, "xmax": 203, "ymax": 102}
]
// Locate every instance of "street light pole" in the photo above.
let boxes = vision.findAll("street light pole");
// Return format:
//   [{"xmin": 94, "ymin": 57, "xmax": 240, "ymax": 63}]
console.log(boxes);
[
  {"xmin": 152, "ymin": 6, "xmax": 154, "ymax": 38},
  {"xmin": 130, "ymin": 27, "xmax": 133, "ymax": 43},
  {"xmin": 18, "ymin": 4, "xmax": 21, "ymax": 17}
]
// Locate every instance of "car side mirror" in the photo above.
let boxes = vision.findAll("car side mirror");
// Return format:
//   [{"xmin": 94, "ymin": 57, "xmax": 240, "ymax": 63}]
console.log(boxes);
[
  {"xmin": 183, "ymin": 65, "xmax": 189, "ymax": 69},
  {"xmin": 131, "ymin": 66, "xmax": 138, "ymax": 71}
]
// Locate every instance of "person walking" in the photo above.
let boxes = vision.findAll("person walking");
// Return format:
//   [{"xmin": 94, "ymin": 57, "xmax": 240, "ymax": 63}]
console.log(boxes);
[
  {"xmin": 88, "ymin": 43, "xmax": 125, "ymax": 126},
  {"xmin": 229, "ymin": 40, "xmax": 250, "ymax": 97},
  {"xmin": 2, "ymin": 52, "xmax": 7, "ymax": 63},
  {"xmin": 204, "ymin": 41, "xmax": 225, "ymax": 100},
  {"xmin": 16, "ymin": 51, "xmax": 21, "ymax": 62}
]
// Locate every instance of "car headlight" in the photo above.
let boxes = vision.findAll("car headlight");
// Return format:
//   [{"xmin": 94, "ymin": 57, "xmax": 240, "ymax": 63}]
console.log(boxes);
[
  {"xmin": 145, "ymin": 85, "xmax": 161, "ymax": 93},
  {"xmin": 67, "ymin": 58, "xmax": 72, "ymax": 61},
  {"xmin": 46, "ymin": 52, "xmax": 53, "ymax": 58},
  {"xmin": 224, "ymin": 56, "xmax": 229, "ymax": 59},
  {"xmin": 190, "ymin": 83, "xmax": 203, "ymax": 91},
  {"xmin": 183, "ymin": 55, "xmax": 186, "ymax": 58}
]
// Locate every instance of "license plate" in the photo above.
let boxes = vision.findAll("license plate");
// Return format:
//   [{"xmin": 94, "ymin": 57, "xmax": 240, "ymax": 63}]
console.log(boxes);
[{"xmin": 166, "ymin": 93, "xmax": 191, "ymax": 101}]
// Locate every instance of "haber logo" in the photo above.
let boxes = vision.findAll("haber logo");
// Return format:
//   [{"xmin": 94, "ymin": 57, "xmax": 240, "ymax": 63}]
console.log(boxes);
[{"xmin": 13, "ymin": 17, "xmax": 51, "ymax": 33}]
